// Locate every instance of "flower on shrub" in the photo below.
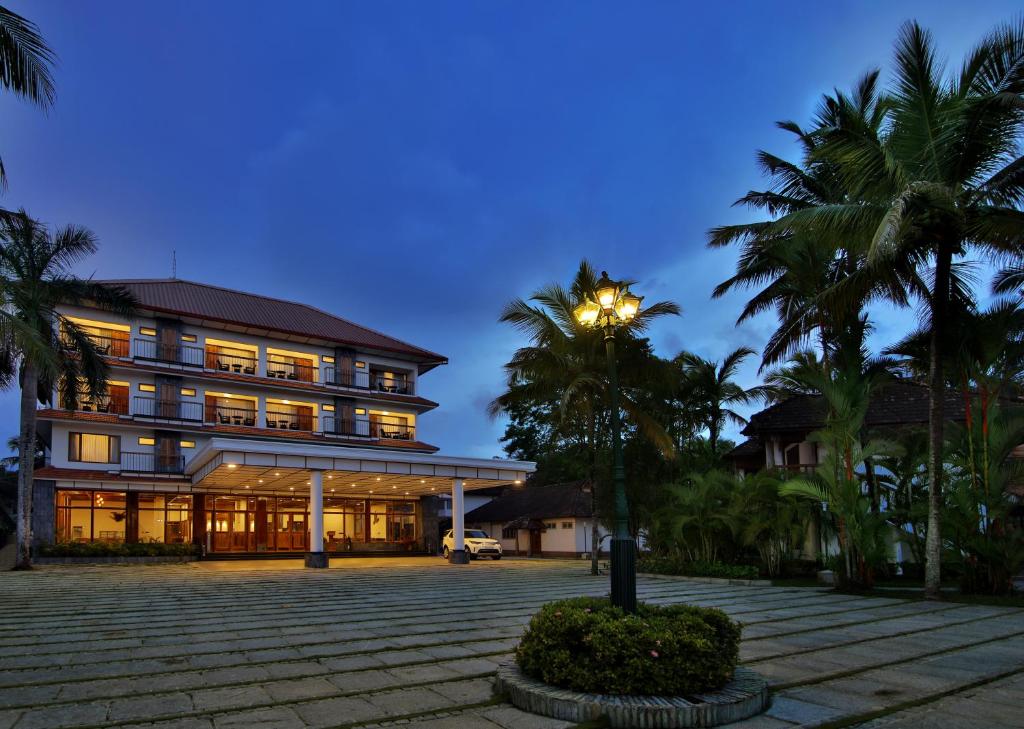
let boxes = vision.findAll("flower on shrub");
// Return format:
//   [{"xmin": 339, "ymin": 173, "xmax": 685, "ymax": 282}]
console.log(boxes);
[{"xmin": 516, "ymin": 597, "xmax": 740, "ymax": 696}]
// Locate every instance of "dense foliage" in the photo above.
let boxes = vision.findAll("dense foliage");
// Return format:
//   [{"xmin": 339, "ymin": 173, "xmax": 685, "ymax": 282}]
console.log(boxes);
[
  {"xmin": 636, "ymin": 556, "xmax": 759, "ymax": 580},
  {"xmin": 515, "ymin": 597, "xmax": 740, "ymax": 695},
  {"xmin": 39, "ymin": 542, "xmax": 199, "ymax": 558}
]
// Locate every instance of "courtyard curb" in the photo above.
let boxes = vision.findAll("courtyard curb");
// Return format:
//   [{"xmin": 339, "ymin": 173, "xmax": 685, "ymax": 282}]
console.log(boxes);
[
  {"xmin": 639, "ymin": 572, "xmax": 773, "ymax": 586},
  {"xmin": 495, "ymin": 660, "xmax": 770, "ymax": 728}
]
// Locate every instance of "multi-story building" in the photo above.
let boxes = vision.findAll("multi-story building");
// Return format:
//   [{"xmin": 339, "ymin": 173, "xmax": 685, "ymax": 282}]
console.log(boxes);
[{"xmin": 30, "ymin": 279, "xmax": 533, "ymax": 565}]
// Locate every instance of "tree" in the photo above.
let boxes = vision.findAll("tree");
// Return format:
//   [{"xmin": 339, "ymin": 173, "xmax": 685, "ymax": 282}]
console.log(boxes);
[
  {"xmin": 675, "ymin": 346, "xmax": 762, "ymax": 456},
  {"xmin": 490, "ymin": 260, "xmax": 679, "ymax": 573},
  {"xmin": 0, "ymin": 211, "xmax": 135, "ymax": 569},
  {"xmin": 0, "ymin": 5, "xmax": 56, "ymax": 189}
]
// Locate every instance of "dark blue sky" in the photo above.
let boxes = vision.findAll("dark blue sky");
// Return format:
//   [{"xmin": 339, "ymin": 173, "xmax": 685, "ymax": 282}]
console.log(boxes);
[{"xmin": 1, "ymin": 1, "xmax": 1017, "ymax": 457}]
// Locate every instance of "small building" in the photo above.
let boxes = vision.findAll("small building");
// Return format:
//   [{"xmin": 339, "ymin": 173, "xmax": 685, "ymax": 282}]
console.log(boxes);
[{"xmin": 465, "ymin": 482, "xmax": 606, "ymax": 558}]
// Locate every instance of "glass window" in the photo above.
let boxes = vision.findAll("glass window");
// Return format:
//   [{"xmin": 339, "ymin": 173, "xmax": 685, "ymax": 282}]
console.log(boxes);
[
  {"xmin": 562, "ymin": 522, "xmax": 573, "ymax": 529},
  {"xmin": 181, "ymin": 387, "xmax": 196, "ymax": 396},
  {"xmin": 55, "ymin": 490, "xmax": 93, "ymax": 542},
  {"xmin": 502, "ymin": 526, "xmax": 516, "ymax": 539},
  {"xmin": 68, "ymin": 433, "xmax": 120, "ymax": 463}
]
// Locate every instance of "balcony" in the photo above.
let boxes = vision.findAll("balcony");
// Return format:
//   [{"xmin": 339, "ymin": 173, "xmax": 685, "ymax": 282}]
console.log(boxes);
[
  {"xmin": 132, "ymin": 338, "xmax": 205, "ymax": 367},
  {"xmin": 121, "ymin": 451, "xmax": 185, "ymax": 474},
  {"xmin": 321, "ymin": 415, "xmax": 371, "ymax": 438},
  {"xmin": 324, "ymin": 366, "xmax": 359, "ymax": 388},
  {"xmin": 206, "ymin": 347, "xmax": 257, "ymax": 376},
  {"xmin": 370, "ymin": 416, "xmax": 414, "ymax": 441},
  {"xmin": 133, "ymin": 396, "xmax": 204, "ymax": 422},
  {"xmin": 63, "ymin": 330, "xmax": 130, "ymax": 358},
  {"xmin": 206, "ymin": 404, "xmax": 258, "ymax": 428},
  {"xmin": 266, "ymin": 358, "xmax": 317, "ymax": 383},
  {"xmin": 265, "ymin": 409, "xmax": 316, "ymax": 431},
  {"xmin": 67, "ymin": 391, "xmax": 129, "ymax": 416},
  {"xmin": 371, "ymin": 373, "xmax": 411, "ymax": 395}
]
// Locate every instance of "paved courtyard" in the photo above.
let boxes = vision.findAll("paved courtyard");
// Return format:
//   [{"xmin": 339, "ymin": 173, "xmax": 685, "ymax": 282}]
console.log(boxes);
[{"xmin": 0, "ymin": 558, "xmax": 1021, "ymax": 729}]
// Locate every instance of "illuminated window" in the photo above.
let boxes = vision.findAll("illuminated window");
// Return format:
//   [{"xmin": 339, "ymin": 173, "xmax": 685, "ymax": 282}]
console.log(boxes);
[
  {"xmin": 322, "ymin": 404, "xmax": 335, "ymax": 412},
  {"xmin": 138, "ymin": 437, "xmax": 155, "ymax": 446},
  {"xmin": 562, "ymin": 521, "xmax": 573, "ymax": 529},
  {"xmin": 180, "ymin": 333, "xmax": 197, "ymax": 343},
  {"xmin": 139, "ymin": 327, "xmax": 157, "ymax": 337},
  {"xmin": 68, "ymin": 433, "xmax": 120, "ymax": 464},
  {"xmin": 323, "ymin": 356, "xmax": 335, "ymax": 364},
  {"xmin": 139, "ymin": 383, "xmax": 156, "ymax": 393},
  {"xmin": 181, "ymin": 387, "xmax": 196, "ymax": 397},
  {"xmin": 355, "ymin": 361, "xmax": 366, "ymax": 369},
  {"xmin": 180, "ymin": 440, "xmax": 195, "ymax": 448},
  {"xmin": 355, "ymin": 408, "xmax": 366, "ymax": 415}
]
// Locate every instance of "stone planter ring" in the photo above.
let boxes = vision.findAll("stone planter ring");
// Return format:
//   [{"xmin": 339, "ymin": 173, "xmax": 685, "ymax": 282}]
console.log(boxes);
[{"xmin": 495, "ymin": 661, "xmax": 769, "ymax": 728}]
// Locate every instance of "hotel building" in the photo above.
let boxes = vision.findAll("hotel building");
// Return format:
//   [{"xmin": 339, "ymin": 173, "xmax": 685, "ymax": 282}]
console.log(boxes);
[{"xmin": 31, "ymin": 279, "xmax": 533, "ymax": 565}]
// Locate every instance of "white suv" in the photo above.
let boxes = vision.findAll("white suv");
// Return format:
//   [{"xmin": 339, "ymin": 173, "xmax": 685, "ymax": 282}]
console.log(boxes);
[{"xmin": 442, "ymin": 529, "xmax": 502, "ymax": 560}]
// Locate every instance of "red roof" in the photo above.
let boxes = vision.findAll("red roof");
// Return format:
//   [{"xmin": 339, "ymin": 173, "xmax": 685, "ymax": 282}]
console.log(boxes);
[{"xmin": 95, "ymin": 279, "xmax": 447, "ymax": 369}]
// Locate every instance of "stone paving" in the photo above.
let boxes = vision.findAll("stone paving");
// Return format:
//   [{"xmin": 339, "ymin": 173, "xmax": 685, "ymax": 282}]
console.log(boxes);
[{"xmin": 0, "ymin": 557, "xmax": 1021, "ymax": 728}]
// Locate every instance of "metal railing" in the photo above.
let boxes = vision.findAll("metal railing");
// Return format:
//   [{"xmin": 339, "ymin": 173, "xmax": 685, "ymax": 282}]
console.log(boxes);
[
  {"xmin": 132, "ymin": 338, "xmax": 205, "ymax": 366},
  {"xmin": 266, "ymin": 359, "xmax": 318, "ymax": 383},
  {"xmin": 265, "ymin": 409, "xmax": 316, "ymax": 431},
  {"xmin": 132, "ymin": 396, "xmax": 204, "ymax": 422},
  {"xmin": 321, "ymin": 415, "xmax": 371, "ymax": 437},
  {"xmin": 68, "ymin": 394, "xmax": 130, "ymax": 415},
  {"xmin": 371, "ymin": 374, "xmax": 411, "ymax": 394},
  {"xmin": 206, "ymin": 350, "xmax": 257, "ymax": 375},
  {"xmin": 121, "ymin": 451, "xmax": 185, "ymax": 474},
  {"xmin": 370, "ymin": 417, "xmax": 414, "ymax": 440},
  {"xmin": 323, "ymin": 366, "xmax": 358, "ymax": 388},
  {"xmin": 62, "ymin": 331, "xmax": 131, "ymax": 358},
  {"xmin": 206, "ymin": 404, "xmax": 258, "ymax": 428}
]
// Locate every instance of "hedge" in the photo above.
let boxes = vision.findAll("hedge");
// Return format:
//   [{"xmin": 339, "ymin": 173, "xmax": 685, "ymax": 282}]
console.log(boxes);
[
  {"xmin": 637, "ymin": 556, "xmax": 760, "ymax": 580},
  {"xmin": 515, "ymin": 597, "xmax": 740, "ymax": 696},
  {"xmin": 38, "ymin": 542, "xmax": 200, "ymax": 558}
]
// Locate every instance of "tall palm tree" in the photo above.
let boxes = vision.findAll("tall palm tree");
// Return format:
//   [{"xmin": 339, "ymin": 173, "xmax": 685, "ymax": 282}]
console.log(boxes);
[
  {"xmin": 0, "ymin": 211, "xmax": 135, "ymax": 569},
  {"xmin": 490, "ymin": 260, "xmax": 680, "ymax": 573},
  {"xmin": 675, "ymin": 346, "xmax": 762, "ymax": 455},
  {"xmin": 791, "ymin": 20, "xmax": 1024, "ymax": 597},
  {"xmin": 0, "ymin": 5, "xmax": 56, "ymax": 189}
]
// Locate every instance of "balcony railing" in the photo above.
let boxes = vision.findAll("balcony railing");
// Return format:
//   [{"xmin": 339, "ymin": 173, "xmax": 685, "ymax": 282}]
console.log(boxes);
[
  {"xmin": 370, "ymin": 417, "xmax": 414, "ymax": 441},
  {"xmin": 321, "ymin": 416, "xmax": 371, "ymax": 437},
  {"xmin": 206, "ymin": 350, "xmax": 257, "ymax": 376},
  {"xmin": 133, "ymin": 338, "xmax": 205, "ymax": 367},
  {"xmin": 265, "ymin": 409, "xmax": 316, "ymax": 431},
  {"xmin": 68, "ymin": 394, "xmax": 129, "ymax": 416},
  {"xmin": 206, "ymin": 404, "xmax": 257, "ymax": 427},
  {"xmin": 121, "ymin": 451, "xmax": 185, "ymax": 474},
  {"xmin": 266, "ymin": 360, "xmax": 317, "ymax": 383},
  {"xmin": 324, "ymin": 367, "xmax": 358, "ymax": 388},
  {"xmin": 133, "ymin": 396, "xmax": 204, "ymax": 422},
  {"xmin": 61, "ymin": 331, "xmax": 131, "ymax": 358},
  {"xmin": 371, "ymin": 374, "xmax": 411, "ymax": 395}
]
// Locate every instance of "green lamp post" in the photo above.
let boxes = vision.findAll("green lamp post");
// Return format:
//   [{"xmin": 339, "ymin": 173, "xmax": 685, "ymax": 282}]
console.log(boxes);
[{"xmin": 573, "ymin": 271, "xmax": 642, "ymax": 613}]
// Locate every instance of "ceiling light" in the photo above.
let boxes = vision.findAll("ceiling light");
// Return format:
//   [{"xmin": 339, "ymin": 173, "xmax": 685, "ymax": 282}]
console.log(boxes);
[
  {"xmin": 275, "ymin": 472, "xmax": 280, "ymax": 476},
  {"xmin": 258, "ymin": 479, "xmax": 263, "ymax": 483},
  {"xmin": 289, "ymin": 487, "xmax": 294, "ymax": 491},
  {"xmin": 227, "ymin": 464, "xmax": 237, "ymax": 469},
  {"xmin": 376, "ymin": 477, "xmax": 381, "ymax": 481}
]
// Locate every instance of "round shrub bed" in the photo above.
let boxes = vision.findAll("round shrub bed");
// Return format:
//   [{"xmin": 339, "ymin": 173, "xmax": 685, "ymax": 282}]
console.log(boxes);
[{"xmin": 515, "ymin": 597, "xmax": 740, "ymax": 696}]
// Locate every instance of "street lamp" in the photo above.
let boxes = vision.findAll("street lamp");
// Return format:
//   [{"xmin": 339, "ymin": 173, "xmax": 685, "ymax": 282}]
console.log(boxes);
[{"xmin": 573, "ymin": 270, "xmax": 643, "ymax": 613}]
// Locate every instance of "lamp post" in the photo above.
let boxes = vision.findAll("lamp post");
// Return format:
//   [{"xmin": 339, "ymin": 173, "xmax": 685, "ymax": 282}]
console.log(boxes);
[{"xmin": 574, "ymin": 271, "xmax": 642, "ymax": 613}]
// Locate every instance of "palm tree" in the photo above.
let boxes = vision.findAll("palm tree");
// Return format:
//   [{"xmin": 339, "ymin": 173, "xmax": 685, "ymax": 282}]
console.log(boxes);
[
  {"xmin": 490, "ymin": 260, "xmax": 680, "ymax": 573},
  {"xmin": 798, "ymin": 21, "xmax": 1024, "ymax": 597},
  {"xmin": 675, "ymin": 346, "xmax": 762, "ymax": 456},
  {"xmin": 0, "ymin": 211, "xmax": 135, "ymax": 569},
  {"xmin": 0, "ymin": 5, "xmax": 56, "ymax": 189}
]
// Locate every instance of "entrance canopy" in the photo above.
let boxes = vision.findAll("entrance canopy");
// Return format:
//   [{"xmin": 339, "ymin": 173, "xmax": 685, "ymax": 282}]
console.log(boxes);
[{"xmin": 187, "ymin": 437, "xmax": 534, "ymax": 497}]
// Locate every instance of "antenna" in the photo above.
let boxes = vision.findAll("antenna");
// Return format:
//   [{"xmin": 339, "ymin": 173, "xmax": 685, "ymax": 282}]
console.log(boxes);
[{"xmin": 172, "ymin": 250, "xmax": 177, "ymax": 279}]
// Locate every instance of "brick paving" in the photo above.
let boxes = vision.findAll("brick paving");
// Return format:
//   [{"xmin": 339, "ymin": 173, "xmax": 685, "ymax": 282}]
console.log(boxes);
[{"xmin": 0, "ymin": 557, "xmax": 1021, "ymax": 728}]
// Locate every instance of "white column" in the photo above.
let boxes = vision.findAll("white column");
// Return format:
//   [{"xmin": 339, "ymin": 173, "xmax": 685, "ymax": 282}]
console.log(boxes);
[
  {"xmin": 310, "ymin": 470, "xmax": 324, "ymax": 552},
  {"xmin": 451, "ymin": 478, "xmax": 467, "ymax": 562}
]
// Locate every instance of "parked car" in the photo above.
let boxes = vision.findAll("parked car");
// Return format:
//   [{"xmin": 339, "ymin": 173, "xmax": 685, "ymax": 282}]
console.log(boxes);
[{"xmin": 441, "ymin": 529, "xmax": 502, "ymax": 560}]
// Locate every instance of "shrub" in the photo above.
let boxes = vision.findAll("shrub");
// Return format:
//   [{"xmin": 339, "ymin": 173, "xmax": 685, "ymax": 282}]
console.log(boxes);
[
  {"xmin": 637, "ymin": 555, "xmax": 759, "ymax": 580},
  {"xmin": 515, "ymin": 597, "xmax": 740, "ymax": 696},
  {"xmin": 38, "ymin": 542, "xmax": 200, "ymax": 558}
]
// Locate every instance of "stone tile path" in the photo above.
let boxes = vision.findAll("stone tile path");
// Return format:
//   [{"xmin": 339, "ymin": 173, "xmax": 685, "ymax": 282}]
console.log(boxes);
[{"xmin": 0, "ymin": 558, "xmax": 1021, "ymax": 728}]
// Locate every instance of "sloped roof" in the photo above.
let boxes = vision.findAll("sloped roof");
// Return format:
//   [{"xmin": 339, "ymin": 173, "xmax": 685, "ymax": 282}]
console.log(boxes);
[
  {"xmin": 465, "ymin": 482, "xmax": 593, "ymax": 522},
  {"xmin": 743, "ymin": 381, "xmax": 966, "ymax": 437},
  {"xmin": 94, "ymin": 279, "xmax": 447, "ymax": 369},
  {"xmin": 724, "ymin": 437, "xmax": 763, "ymax": 460}
]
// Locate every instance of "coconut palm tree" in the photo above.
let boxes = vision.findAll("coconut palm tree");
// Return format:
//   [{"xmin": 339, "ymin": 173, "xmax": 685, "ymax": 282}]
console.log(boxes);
[
  {"xmin": 803, "ymin": 20, "xmax": 1024, "ymax": 597},
  {"xmin": 0, "ymin": 211, "xmax": 135, "ymax": 569},
  {"xmin": 0, "ymin": 5, "xmax": 56, "ymax": 189},
  {"xmin": 490, "ymin": 260, "xmax": 680, "ymax": 573},
  {"xmin": 675, "ymin": 346, "xmax": 763, "ymax": 456}
]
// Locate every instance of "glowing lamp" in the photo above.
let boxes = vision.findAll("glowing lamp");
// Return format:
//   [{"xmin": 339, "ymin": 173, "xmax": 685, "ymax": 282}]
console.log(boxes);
[
  {"xmin": 595, "ymin": 271, "xmax": 619, "ymax": 311},
  {"xmin": 573, "ymin": 299, "xmax": 601, "ymax": 326},
  {"xmin": 615, "ymin": 289, "xmax": 643, "ymax": 321}
]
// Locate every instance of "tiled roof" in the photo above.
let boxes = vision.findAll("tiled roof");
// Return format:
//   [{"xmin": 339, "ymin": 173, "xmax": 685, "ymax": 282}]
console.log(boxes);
[
  {"xmin": 724, "ymin": 437, "xmax": 763, "ymax": 460},
  {"xmin": 465, "ymin": 482, "xmax": 593, "ymax": 523},
  {"xmin": 743, "ymin": 381, "xmax": 966, "ymax": 437},
  {"xmin": 95, "ymin": 279, "xmax": 447, "ymax": 368}
]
